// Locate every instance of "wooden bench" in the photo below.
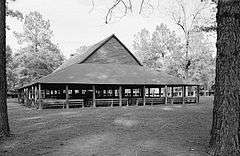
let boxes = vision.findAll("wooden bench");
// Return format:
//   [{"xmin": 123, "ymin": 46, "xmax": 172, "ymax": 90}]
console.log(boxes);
[
  {"xmin": 41, "ymin": 99, "xmax": 66, "ymax": 109},
  {"xmin": 96, "ymin": 99, "xmax": 120, "ymax": 107},
  {"xmin": 145, "ymin": 97, "xmax": 165, "ymax": 105},
  {"xmin": 185, "ymin": 97, "xmax": 197, "ymax": 103},
  {"xmin": 69, "ymin": 99, "xmax": 84, "ymax": 108}
]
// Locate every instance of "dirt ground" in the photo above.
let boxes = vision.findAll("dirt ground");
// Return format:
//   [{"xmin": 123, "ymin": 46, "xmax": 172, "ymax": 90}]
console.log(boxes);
[{"xmin": 0, "ymin": 97, "xmax": 213, "ymax": 156}]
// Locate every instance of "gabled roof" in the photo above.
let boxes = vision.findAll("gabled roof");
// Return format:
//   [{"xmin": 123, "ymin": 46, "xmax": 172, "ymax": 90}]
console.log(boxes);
[
  {"xmin": 38, "ymin": 63, "xmax": 185, "ymax": 85},
  {"xmin": 54, "ymin": 34, "xmax": 142, "ymax": 72}
]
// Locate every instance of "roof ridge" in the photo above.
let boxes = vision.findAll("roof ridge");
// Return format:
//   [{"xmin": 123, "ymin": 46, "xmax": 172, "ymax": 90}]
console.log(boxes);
[{"xmin": 53, "ymin": 34, "xmax": 115, "ymax": 72}]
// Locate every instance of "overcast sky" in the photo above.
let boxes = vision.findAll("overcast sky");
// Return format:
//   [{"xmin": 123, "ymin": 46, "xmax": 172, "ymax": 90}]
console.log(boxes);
[{"xmin": 6, "ymin": 0, "xmax": 215, "ymax": 58}]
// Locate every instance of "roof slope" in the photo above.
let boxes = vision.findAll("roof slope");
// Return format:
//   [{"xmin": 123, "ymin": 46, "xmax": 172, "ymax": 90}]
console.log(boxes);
[
  {"xmin": 39, "ymin": 63, "xmax": 185, "ymax": 85},
  {"xmin": 55, "ymin": 34, "xmax": 142, "ymax": 72}
]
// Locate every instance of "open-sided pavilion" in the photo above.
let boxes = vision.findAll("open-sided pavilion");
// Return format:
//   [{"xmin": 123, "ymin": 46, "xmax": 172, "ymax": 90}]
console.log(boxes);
[{"xmin": 17, "ymin": 34, "xmax": 199, "ymax": 109}]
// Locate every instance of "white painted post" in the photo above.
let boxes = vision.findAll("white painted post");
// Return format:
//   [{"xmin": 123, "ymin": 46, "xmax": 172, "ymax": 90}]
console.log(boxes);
[{"xmin": 119, "ymin": 86, "xmax": 122, "ymax": 106}]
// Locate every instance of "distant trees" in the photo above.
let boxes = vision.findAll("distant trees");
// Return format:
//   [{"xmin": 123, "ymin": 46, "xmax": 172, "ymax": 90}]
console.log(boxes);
[
  {"xmin": 133, "ymin": 24, "xmax": 215, "ymax": 89},
  {"xmin": 167, "ymin": 0, "xmax": 213, "ymax": 80},
  {"xmin": 14, "ymin": 11, "xmax": 64, "ymax": 85},
  {"xmin": 6, "ymin": 45, "xmax": 18, "ymax": 90},
  {"xmin": 133, "ymin": 24, "xmax": 182, "ymax": 70},
  {"xmin": 70, "ymin": 45, "xmax": 89, "ymax": 57}
]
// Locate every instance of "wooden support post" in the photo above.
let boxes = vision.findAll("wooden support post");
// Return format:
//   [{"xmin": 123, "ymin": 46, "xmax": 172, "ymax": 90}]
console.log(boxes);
[
  {"xmin": 171, "ymin": 86, "xmax": 174, "ymax": 105},
  {"xmin": 197, "ymin": 85, "xmax": 200, "ymax": 103},
  {"xmin": 92, "ymin": 85, "xmax": 96, "ymax": 107},
  {"xmin": 65, "ymin": 85, "xmax": 69, "ymax": 109},
  {"xmin": 164, "ymin": 85, "xmax": 168, "ymax": 104},
  {"xmin": 38, "ymin": 84, "xmax": 42, "ymax": 109},
  {"xmin": 119, "ymin": 86, "xmax": 122, "ymax": 106},
  {"xmin": 143, "ymin": 86, "xmax": 146, "ymax": 106},
  {"xmin": 186, "ymin": 86, "xmax": 188, "ymax": 97},
  {"xmin": 111, "ymin": 99, "xmax": 113, "ymax": 107},
  {"xmin": 31, "ymin": 86, "xmax": 34, "ymax": 106},
  {"xmin": 182, "ymin": 86, "xmax": 186, "ymax": 104},
  {"xmin": 28, "ymin": 88, "xmax": 31, "ymax": 100},
  {"xmin": 34, "ymin": 86, "xmax": 37, "ymax": 103}
]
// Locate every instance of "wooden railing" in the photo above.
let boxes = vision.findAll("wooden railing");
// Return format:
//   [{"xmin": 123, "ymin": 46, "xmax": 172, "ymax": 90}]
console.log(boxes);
[
  {"xmin": 37, "ymin": 96, "xmax": 198, "ymax": 109},
  {"xmin": 40, "ymin": 99, "xmax": 84, "ymax": 109}
]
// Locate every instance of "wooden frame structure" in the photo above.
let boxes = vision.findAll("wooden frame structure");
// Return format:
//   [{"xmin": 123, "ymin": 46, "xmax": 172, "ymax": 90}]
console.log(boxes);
[{"xmin": 17, "ymin": 34, "xmax": 199, "ymax": 109}]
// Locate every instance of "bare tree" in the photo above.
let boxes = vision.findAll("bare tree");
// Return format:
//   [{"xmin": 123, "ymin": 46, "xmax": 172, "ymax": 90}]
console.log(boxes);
[{"xmin": 168, "ymin": 0, "xmax": 211, "ymax": 80}]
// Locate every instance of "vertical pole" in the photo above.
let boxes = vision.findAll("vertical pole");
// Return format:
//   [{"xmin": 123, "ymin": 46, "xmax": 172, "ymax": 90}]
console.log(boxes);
[
  {"xmin": 31, "ymin": 86, "xmax": 34, "ymax": 106},
  {"xmin": 143, "ymin": 86, "xmax": 146, "ymax": 106},
  {"xmin": 38, "ymin": 83, "xmax": 42, "ymax": 109},
  {"xmin": 66, "ymin": 85, "xmax": 69, "ymax": 109},
  {"xmin": 186, "ymin": 86, "xmax": 188, "ymax": 97},
  {"xmin": 31, "ymin": 86, "xmax": 34, "ymax": 99},
  {"xmin": 28, "ymin": 87, "xmax": 31, "ymax": 100},
  {"xmin": 17, "ymin": 90, "xmax": 20, "ymax": 103},
  {"xmin": 182, "ymin": 86, "xmax": 186, "ymax": 104},
  {"xmin": 197, "ymin": 85, "xmax": 200, "ymax": 103},
  {"xmin": 92, "ymin": 85, "xmax": 96, "ymax": 107},
  {"xmin": 164, "ymin": 85, "xmax": 168, "ymax": 104},
  {"xmin": 34, "ymin": 86, "xmax": 37, "ymax": 103},
  {"xmin": 119, "ymin": 86, "xmax": 122, "ymax": 106},
  {"xmin": 171, "ymin": 86, "xmax": 174, "ymax": 105}
]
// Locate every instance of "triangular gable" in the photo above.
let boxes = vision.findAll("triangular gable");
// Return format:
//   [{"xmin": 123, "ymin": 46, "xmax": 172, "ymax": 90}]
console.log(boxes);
[
  {"xmin": 81, "ymin": 35, "xmax": 142, "ymax": 66},
  {"xmin": 54, "ymin": 34, "xmax": 142, "ymax": 72}
]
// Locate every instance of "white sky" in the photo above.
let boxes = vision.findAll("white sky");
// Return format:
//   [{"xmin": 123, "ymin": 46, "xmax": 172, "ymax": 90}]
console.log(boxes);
[{"xmin": 6, "ymin": 0, "xmax": 215, "ymax": 58}]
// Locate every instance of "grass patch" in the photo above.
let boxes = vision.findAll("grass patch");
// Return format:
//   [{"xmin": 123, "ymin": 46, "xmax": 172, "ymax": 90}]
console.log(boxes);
[{"xmin": 0, "ymin": 97, "xmax": 213, "ymax": 156}]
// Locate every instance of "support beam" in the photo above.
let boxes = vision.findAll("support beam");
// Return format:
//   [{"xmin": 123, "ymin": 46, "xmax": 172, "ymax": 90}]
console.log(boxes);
[
  {"xmin": 182, "ymin": 86, "xmax": 186, "ymax": 104},
  {"xmin": 28, "ymin": 88, "xmax": 31, "ymax": 100},
  {"xmin": 92, "ymin": 85, "xmax": 96, "ymax": 107},
  {"xmin": 119, "ymin": 86, "xmax": 122, "ymax": 106},
  {"xmin": 31, "ymin": 86, "xmax": 34, "ymax": 99},
  {"xmin": 164, "ymin": 85, "xmax": 168, "ymax": 104},
  {"xmin": 38, "ymin": 84, "xmax": 42, "ymax": 109},
  {"xmin": 34, "ymin": 86, "xmax": 37, "ymax": 103},
  {"xmin": 171, "ymin": 86, "xmax": 174, "ymax": 105},
  {"xmin": 197, "ymin": 85, "xmax": 200, "ymax": 103},
  {"xmin": 186, "ymin": 86, "xmax": 188, "ymax": 97},
  {"xmin": 143, "ymin": 86, "xmax": 146, "ymax": 106},
  {"xmin": 31, "ymin": 86, "xmax": 34, "ymax": 106},
  {"xmin": 65, "ymin": 85, "xmax": 69, "ymax": 109}
]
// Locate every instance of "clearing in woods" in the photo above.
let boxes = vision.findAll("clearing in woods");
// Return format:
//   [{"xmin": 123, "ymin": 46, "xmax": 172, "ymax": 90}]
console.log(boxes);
[{"xmin": 0, "ymin": 97, "xmax": 213, "ymax": 156}]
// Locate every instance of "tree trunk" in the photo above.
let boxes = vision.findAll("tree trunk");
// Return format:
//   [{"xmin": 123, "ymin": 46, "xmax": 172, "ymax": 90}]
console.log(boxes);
[
  {"xmin": 209, "ymin": 0, "xmax": 240, "ymax": 155},
  {"xmin": 0, "ymin": 0, "xmax": 10, "ymax": 138}
]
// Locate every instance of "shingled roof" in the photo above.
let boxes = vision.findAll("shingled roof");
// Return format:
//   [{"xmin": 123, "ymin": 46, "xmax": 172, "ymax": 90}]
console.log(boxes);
[
  {"xmin": 54, "ymin": 34, "xmax": 142, "ymax": 72},
  {"xmin": 38, "ymin": 63, "xmax": 184, "ymax": 85},
  {"xmin": 17, "ymin": 34, "xmax": 196, "ymax": 89}
]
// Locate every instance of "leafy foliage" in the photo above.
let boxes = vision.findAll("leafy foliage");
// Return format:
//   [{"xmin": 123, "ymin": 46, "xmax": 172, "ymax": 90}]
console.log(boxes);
[
  {"xmin": 133, "ymin": 24, "xmax": 182, "ymax": 70},
  {"xmin": 6, "ymin": 45, "xmax": 18, "ymax": 90},
  {"xmin": 14, "ymin": 11, "xmax": 64, "ymax": 86},
  {"xmin": 133, "ymin": 24, "xmax": 215, "ymax": 89}
]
